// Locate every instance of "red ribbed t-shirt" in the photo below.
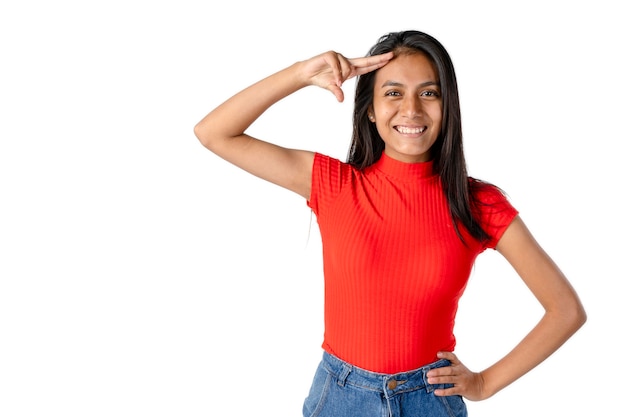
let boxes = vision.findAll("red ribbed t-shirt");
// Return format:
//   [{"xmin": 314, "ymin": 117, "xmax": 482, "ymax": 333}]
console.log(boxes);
[{"xmin": 307, "ymin": 152, "xmax": 518, "ymax": 374}]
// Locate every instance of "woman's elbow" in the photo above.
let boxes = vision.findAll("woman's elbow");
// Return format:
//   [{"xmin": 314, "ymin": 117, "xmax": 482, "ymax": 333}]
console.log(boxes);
[
  {"xmin": 573, "ymin": 301, "xmax": 587, "ymax": 330},
  {"xmin": 563, "ymin": 295, "xmax": 587, "ymax": 334},
  {"xmin": 194, "ymin": 120, "xmax": 217, "ymax": 151}
]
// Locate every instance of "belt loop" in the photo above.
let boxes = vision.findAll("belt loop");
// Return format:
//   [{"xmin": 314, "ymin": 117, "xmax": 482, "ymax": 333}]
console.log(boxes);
[
  {"xmin": 337, "ymin": 363, "xmax": 352, "ymax": 387},
  {"xmin": 422, "ymin": 366, "xmax": 435, "ymax": 393}
]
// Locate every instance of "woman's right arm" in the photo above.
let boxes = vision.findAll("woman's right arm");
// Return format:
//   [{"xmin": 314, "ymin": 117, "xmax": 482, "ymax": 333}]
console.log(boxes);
[{"xmin": 193, "ymin": 51, "xmax": 394, "ymax": 200}]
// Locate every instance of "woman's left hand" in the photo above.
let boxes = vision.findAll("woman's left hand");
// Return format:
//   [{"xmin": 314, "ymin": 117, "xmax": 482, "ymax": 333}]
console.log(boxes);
[{"xmin": 426, "ymin": 351, "xmax": 487, "ymax": 401}]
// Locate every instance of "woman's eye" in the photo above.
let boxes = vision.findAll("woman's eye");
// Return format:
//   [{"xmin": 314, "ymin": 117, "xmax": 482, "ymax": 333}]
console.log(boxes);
[
  {"xmin": 421, "ymin": 90, "xmax": 440, "ymax": 98},
  {"xmin": 385, "ymin": 90, "xmax": 401, "ymax": 97}
]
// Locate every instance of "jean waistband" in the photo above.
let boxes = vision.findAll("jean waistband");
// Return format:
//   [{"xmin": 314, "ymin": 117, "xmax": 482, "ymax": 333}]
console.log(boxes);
[{"xmin": 321, "ymin": 352, "xmax": 450, "ymax": 395}]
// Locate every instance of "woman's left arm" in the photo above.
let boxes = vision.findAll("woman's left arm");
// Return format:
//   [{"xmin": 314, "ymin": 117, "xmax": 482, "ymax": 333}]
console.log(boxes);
[{"xmin": 427, "ymin": 215, "xmax": 587, "ymax": 400}]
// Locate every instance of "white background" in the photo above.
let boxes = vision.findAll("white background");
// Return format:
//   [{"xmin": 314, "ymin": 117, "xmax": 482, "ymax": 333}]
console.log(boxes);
[{"xmin": 1, "ymin": 1, "xmax": 623, "ymax": 416}]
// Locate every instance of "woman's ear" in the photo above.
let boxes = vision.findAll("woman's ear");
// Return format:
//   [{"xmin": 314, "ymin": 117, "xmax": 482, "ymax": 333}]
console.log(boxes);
[{"xmin": 367, "ymin": 106, "xmax": 375, "ymax": 122}]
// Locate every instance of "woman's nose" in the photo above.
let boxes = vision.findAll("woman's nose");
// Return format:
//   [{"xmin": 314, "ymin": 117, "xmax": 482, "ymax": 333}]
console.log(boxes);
[{"xmin": 401, "ymin": 95, "xmax": 422, "ymax": 117}]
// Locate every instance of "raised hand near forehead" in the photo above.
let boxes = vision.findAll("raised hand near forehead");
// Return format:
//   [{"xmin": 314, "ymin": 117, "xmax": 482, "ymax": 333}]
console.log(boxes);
[{"xmin": 302, "ymin": 51, "xmax": 394, "ymax": 102}]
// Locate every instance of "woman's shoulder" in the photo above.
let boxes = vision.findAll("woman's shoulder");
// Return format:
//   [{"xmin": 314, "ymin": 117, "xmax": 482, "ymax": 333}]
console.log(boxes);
[
  {"xmin": 469, "ymin": 177, "xmax": 511, "ymax": 205},
  {"xmin": 313, "ymin": 152, "xmax": 360, "ymax": 175}
]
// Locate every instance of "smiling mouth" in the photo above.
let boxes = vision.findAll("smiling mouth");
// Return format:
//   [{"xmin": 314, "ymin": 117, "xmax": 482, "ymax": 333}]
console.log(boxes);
[{"xmin": 396, "ymin": 126, "xmax": 426, "ymax": 134}]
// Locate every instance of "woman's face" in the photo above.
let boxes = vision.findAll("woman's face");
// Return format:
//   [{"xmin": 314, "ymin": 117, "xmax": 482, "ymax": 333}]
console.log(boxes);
[{"xmin": 368, "ymin": 52, "xmax": 442, "ymax": 163}]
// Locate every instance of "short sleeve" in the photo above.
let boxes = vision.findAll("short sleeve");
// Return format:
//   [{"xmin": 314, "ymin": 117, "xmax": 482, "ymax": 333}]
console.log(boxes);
[
  {"xmin": 470, "ymin": 180, "xmax": 519, "ymax": 249},
  {"xmin": 307, "ymin": 153, "xmax": 351, "ymax": 216}
]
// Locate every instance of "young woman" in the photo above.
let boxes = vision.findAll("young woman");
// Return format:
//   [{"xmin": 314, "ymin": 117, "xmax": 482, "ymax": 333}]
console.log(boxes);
[{"xmin": 194, "ymin": 30, "xmax": 586, "ymax": 417}]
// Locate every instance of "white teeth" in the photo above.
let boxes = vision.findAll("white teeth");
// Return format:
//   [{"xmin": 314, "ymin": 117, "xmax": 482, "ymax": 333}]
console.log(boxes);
[{"xmin": 397, "ymin": 126, "xmax": 425, "ymax": 134}]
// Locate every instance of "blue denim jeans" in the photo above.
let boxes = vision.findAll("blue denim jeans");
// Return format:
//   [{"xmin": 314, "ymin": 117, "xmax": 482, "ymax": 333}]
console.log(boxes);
[{"xmin": 302, "ymin": 352, "xmax": 467, "ymax": 417}]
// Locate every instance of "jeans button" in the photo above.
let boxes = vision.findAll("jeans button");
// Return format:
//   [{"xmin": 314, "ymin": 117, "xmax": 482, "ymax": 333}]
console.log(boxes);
[{"xmin": 387, "ymin": 379, "xmax": 397, "ymax": 390}]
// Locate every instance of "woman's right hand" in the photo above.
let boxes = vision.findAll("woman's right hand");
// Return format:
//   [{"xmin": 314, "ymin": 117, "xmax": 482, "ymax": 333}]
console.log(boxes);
[{"xmin": 300, "ymin": 51, "xmax": 394, "ymax": 102}]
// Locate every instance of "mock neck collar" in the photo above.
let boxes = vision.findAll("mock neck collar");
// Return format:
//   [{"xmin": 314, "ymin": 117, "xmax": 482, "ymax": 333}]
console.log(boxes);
[{"xmin": 372, "ymin": 152, "xmax": 435, "ymax": 180}]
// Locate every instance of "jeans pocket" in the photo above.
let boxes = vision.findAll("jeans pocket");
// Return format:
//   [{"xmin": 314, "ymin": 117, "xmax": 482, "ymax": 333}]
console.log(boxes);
[
  {"xmin": 438, "ymin": 393, "xmax": 467, "ymax": 417},
  {"xmin": 302, "ymin": 364, "xmax": 332, "ymax": 417}
]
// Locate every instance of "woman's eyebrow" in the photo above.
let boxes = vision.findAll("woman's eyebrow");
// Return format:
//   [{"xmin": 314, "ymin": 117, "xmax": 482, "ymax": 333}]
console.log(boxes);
[{"xmin": 381, "ymin": 80, "xmax": 440, "ymax": 88}]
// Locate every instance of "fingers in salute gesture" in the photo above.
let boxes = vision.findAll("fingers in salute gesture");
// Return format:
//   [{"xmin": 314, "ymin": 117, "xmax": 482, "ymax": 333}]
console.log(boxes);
[{"xmin": 302, "ymin": 51, "xmax": 394, "ymax": 102}]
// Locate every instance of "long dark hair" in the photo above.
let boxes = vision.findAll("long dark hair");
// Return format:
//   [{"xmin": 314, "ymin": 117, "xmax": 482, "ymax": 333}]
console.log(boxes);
[{"xmin": 347, "ymin": 30, "xmax": 490, "ymax": 243}]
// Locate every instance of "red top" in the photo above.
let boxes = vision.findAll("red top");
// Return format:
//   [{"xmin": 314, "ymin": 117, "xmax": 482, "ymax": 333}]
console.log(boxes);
[{"xmin": 307, "ymin": 152, "xmax": 518, "ymax": 373}]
